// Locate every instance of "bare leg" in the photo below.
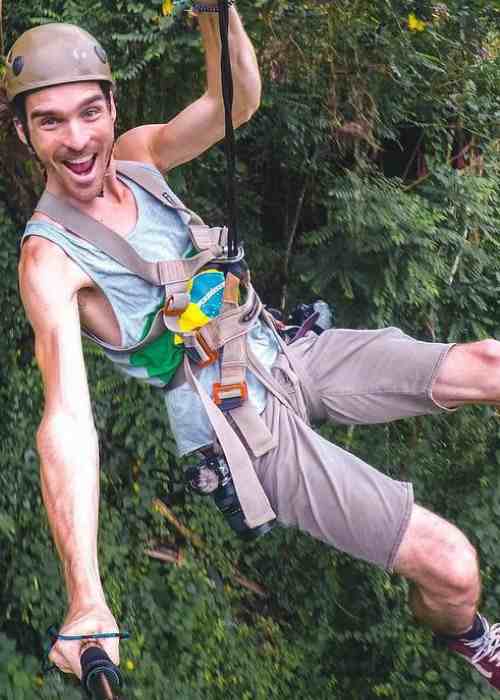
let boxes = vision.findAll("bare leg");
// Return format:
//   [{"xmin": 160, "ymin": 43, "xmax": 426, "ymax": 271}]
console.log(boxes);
[
  {"xmin": 394, "ymin": 504, "xmax": 480, "ymax": 636},
  {"xmin": 433, "ymin": 339, "xmax": 500, "ymax": 408}
]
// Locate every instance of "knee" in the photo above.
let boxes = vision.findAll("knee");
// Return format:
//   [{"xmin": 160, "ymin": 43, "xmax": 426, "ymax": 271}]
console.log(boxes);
[
  {"xmin": 468, "ymin": 339, "xmax": 500, "ymax": 399},
  {"xmin": 396, "ymin": 507, "xmax": 480, "ymax": 605},
  {"xmin": 435, "ymin": 339, "xmax": 500, "ymax": 404},
  {"xmin": 468, "ymin": 339, "xmax": 500, "ymax": 367}
]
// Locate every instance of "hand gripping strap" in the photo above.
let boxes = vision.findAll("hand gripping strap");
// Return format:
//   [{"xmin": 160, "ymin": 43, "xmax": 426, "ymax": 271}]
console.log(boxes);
[{"xmin": 183, "ymin": 355, "xmax": 276, "ymax": 529}]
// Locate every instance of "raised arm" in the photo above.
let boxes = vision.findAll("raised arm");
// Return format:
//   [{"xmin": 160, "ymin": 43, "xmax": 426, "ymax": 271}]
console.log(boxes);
[
  {"xmin": 115, "ymin": 3, "xmax": 261, "ymax": 171},
  {"xmin": 19, "ymin": 237, "xmax": 118, "ymax": 678}
]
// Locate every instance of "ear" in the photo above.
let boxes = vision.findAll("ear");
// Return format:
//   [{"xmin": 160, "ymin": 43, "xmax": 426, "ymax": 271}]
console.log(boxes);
[{"xmin": 13, "ymin": 116, "xmax": 29, "ymax": 146}]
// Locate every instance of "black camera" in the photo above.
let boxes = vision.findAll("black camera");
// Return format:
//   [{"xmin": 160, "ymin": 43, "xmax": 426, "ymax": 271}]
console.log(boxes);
[
  {"xmin": 268, "ymin": 299, "xmax": 334, "ymax": 343},
  {"xmin": 186, "ymin": 450, "xmax": 275, "ymax": 540},
  {"xmin": 289, "ymin": 299, "xmax": 334, "ymax": 334}
]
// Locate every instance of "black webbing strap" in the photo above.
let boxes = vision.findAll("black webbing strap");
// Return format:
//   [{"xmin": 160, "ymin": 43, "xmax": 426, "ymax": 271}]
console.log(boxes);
[{"xmin": 217, "ymin": 0, "xmax": 238, "ymax": 258}]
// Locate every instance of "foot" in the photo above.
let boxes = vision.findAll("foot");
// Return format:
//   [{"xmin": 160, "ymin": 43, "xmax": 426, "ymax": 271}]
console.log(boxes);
[{"xmin": 446, "ymin": 614, "xmax": 500, "ymax": 690}]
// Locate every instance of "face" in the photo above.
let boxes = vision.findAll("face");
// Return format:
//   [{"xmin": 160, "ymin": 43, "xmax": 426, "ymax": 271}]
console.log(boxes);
[{"xmin": 16, "ymin": 81, "xmax": 116, "ymax": 203}]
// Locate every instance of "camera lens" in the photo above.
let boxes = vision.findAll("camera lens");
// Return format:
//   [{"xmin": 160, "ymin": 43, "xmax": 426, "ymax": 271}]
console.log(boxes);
[
  {"xmin": 189, "ymin": 466, "xmax": 220, "ymax": 494},
  {"xmin": 187, "ymin": 452, "xmax": 276, "ymax": 540}
]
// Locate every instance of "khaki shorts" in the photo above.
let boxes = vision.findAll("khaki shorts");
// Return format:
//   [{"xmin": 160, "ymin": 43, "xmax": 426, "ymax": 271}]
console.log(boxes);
[{"xmin": 253, "ymin": 327, "xmax": 454, "ymax": 570}]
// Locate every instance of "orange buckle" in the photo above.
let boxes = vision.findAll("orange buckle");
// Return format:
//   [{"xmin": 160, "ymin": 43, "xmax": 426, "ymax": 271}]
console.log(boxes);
[
  {"xmin": 163, "ymin": 296, "xmax": 183, "ymax": 318},
  {"xmin": 192, "ymin": 332, "xmax": 219, "ymax": 368},
  {"xmin": 213, "ymin": 381, "xmax": 248, "ymax": 409}
]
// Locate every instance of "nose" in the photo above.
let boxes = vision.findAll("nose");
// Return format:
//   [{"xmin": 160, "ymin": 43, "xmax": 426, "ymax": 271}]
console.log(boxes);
[{"xmin": 61, "ymin": 118, "xmax": 90, "ymax": 154}]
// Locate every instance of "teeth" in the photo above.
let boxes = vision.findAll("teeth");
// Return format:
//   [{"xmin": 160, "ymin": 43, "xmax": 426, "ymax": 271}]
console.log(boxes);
[{"xmin": 66, "ymin": 156, "xmax": 94, "ymax": 164}]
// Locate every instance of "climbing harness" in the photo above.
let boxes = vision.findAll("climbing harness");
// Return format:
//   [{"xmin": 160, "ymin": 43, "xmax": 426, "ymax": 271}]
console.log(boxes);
[{"xmin": 31, "ymin": 161, "xmax": 280, "ymax": 535}]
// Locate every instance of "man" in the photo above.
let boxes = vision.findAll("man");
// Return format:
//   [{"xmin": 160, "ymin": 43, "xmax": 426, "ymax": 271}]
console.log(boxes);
[{"xmin": 5, "ymin": 6, "xmax": 500, "ymax": 690}]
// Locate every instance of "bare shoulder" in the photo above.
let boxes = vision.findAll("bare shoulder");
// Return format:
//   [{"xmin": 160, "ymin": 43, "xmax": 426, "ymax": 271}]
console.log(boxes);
[
  {"xmin": 19, "ymin": 237, "xmax": 87, "ymax": 326},
  {"xmin": 20, "ymin": 237, "xmax": 92, "ymax": 412},
  {"xmin": 30, "ymin": 211, "xmax": 66, "ymax": 230},
  {"xmin": 114, "ymin": 125, "xmax": 161, "ymax": 168},
  {"xmin": 20, "ymin": 235, "xmax": 78, "ymax": 287}
]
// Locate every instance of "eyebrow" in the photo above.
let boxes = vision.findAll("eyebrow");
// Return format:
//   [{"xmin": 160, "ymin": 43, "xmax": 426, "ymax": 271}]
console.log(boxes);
[{"xmin": 29, "ymin": 93, "xmax": 106, "ymax": 121}]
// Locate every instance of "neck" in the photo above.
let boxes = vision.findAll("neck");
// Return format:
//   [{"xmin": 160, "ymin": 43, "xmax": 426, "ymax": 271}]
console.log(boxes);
[{"xmin": 46, "ymin": 157, "xmax": 129, "ymax": 214}]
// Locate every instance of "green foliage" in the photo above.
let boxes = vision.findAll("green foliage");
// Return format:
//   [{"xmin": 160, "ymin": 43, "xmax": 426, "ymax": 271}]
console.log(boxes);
[{"xmin": 1, "ymin": 0, "xmax": 500, "ymax": 698}]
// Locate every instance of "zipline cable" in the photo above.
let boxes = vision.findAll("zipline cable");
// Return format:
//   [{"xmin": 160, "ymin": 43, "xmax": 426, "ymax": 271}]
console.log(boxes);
[{"xmin": 217, "ymin": 0, "xmax": 239, "ymax": 259}]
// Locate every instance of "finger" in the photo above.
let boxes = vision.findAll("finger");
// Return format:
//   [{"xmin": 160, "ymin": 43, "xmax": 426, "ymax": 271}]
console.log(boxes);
[
  {"xmin": 100, "ymin": 637, "xmax": 120, "ymax": 667},
  {"xmin": 50, "ymin": 641, "xmax": 88, "ymax": 678},
  {"xmin": 48, "ymin": 647, "xmax": 74, "ymax": 675}
]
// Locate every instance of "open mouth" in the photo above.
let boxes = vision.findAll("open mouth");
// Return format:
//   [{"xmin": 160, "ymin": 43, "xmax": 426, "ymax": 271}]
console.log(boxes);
[{"xmin": 63, "ymin": 154, "xmax": 97, "ymax": 177}]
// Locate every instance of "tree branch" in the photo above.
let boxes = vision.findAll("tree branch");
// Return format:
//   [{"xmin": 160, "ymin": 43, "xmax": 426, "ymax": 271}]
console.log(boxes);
[
  {"xmin": 280, "ymin": 177, "xmax": 308, "ymax": 311},
  {"xmin": 448, "ymin": 227, "xmax": 471, "ymax": 286}
]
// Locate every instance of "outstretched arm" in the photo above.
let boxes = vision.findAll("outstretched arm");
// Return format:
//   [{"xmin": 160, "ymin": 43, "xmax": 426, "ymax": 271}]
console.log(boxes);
[
  {"xmin": 115, "ymin": 3, "xmax": 261, "ymax": 171},
  {"xmin": 19, "ymin": 237, "xmax": 118, "ymax": 678}
]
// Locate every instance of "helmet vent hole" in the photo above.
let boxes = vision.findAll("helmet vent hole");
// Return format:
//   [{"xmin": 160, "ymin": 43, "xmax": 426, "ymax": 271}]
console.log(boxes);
[
  {"xmin": 12, "ymin": 56, "xmax": 24, "ymax": 76},
  {"xmin": 94, "ymin": 45, "xmax": 108, "ymax": 64}
]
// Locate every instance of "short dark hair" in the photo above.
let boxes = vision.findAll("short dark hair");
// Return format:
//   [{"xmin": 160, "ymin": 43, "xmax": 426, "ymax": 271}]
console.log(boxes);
[
  {"xmin": 0, "ymin": 84, "xmax": 14, "ymax": 131},
  {"xmin": 13, "ymin": 93, "xmax": 26, "ymax": 124}
]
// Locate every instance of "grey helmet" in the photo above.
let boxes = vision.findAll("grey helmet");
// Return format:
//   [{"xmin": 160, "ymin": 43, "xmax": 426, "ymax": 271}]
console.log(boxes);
[{"xmin": 4, "ymin": 23, "xmax": 114, "ymax": 102}]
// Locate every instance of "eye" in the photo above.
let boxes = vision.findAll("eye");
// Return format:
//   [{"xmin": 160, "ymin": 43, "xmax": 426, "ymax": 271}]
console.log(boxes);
[
  {"xmin": 40, "ymin": 117, "xmax": 59, "ymax": 128},
  {"xmin": 83, "ymin": 107, "xmax": 101, "ymax": 119}
]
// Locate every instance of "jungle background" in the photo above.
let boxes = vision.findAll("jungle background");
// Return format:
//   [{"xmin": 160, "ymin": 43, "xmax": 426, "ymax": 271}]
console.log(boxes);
[{"xmin": 1, "ymin": 0, "xmax": 499, "ymax": 697}]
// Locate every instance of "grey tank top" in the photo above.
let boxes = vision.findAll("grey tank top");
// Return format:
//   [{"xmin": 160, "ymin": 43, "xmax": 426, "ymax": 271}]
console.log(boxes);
[{"xmin": 23, "ymin": 162, "xmax": 280, "ymax": 456}]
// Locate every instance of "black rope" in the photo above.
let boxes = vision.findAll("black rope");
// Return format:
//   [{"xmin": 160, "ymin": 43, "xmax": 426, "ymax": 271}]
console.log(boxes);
[{"xmin": 217, "ymin": 0, "xmax": 238, "ymax": 258}]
